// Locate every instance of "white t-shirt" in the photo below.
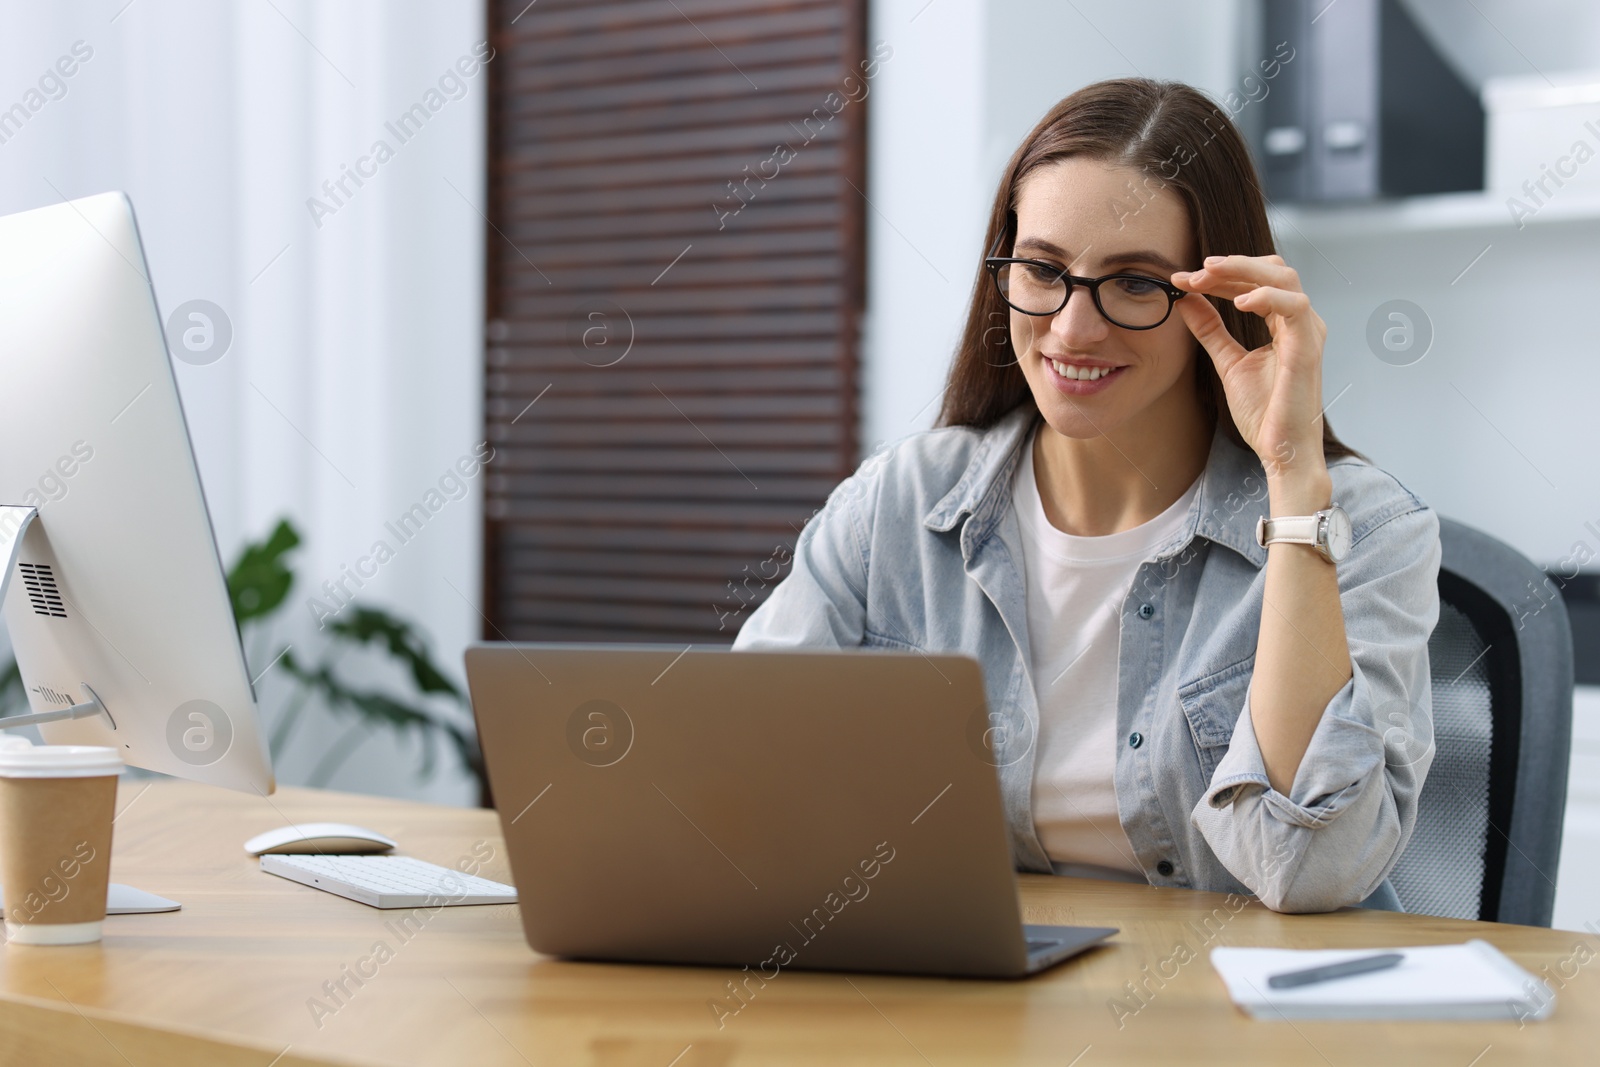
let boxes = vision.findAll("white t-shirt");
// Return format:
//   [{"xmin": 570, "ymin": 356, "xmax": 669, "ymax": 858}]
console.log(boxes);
[{"xmin": 1013, "ymin": 426, "xmax": 1201, "ymax": 881}]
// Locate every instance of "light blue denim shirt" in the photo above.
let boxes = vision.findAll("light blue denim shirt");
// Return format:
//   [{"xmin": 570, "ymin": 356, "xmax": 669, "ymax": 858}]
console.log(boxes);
[{"xmin": 731, "ymin": 402, "xmax": 1441, "ymax": 913}]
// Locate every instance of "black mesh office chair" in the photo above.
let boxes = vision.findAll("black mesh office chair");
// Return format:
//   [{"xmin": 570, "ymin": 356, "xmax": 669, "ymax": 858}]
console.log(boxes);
[{"xmin": 1388, "ymin": 518, "xmax": 1574, "ymax": 926}]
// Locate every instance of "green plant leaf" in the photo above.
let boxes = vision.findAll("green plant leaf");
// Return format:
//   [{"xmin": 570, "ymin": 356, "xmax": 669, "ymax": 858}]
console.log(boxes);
[
  {"xmin": 326, "ymin": 607, "xmax": 463, "ymax": 702},
  {"xmin": 0, "ymin": 657, "xmax": 23, "ymax": 716},
  {"xmin": 222, "ymin": 516, "xmax": 488, "ymax": 799},
  {"xmin": 227, "ymin": 519, "xmax": 301, "ymax": 625},
  {"xmin": 279, "ymin": 648, "xmax": 481, "ymax": 784}
]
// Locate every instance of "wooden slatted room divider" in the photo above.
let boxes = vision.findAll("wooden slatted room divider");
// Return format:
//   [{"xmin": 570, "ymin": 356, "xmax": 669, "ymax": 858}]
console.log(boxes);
[{"xmin": 483, "ymin": 0, "xmax": 871, "ymax": 643}]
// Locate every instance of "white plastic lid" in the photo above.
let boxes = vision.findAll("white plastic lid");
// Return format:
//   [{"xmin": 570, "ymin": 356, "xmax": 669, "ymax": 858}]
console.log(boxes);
[
  {"xmin": 0, "ymin": 735, "xmax": 35, "ymax": 751},
  {"xmin": 0, "ymin": 744, "xmax": 123, "ymax": 778}
]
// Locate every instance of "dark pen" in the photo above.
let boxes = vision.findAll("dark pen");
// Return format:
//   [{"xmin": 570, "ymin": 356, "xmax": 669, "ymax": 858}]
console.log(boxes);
[{"xmin": 1267, "ymin": 952, "xmax": 1405, "ymax": 990}]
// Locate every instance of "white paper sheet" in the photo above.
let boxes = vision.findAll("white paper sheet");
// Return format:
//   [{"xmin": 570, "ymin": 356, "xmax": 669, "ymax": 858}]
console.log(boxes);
[{"xmin": 1210, "ymin": 940, "xmax": 1556, "ymax": 1021}]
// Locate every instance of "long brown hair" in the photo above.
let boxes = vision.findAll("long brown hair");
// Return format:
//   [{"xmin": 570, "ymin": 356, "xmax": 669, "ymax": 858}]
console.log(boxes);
[{"xmin": 935, "ymin": 77, "xmax": 1360, "ymax": 463}]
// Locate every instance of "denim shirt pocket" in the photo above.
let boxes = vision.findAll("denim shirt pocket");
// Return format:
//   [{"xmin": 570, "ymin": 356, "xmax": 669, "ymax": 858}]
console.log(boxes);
[
  {"xmin": 1177, "ymin": 655, "xmax": 1254, "ymax": 783},
  {"xmin": 862, "ymin": 628, "xmax": 921, "ymax": 652}
]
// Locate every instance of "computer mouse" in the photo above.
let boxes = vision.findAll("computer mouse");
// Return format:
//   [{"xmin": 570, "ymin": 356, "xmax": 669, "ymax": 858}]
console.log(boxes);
[{"xmin": 243, "ymin": 822, "xmax": 398, "ymax": 856}]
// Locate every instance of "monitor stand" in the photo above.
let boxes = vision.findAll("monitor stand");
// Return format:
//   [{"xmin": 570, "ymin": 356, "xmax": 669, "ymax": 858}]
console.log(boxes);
[
  {"xmin": 0, "ymin": 503, "xmax": 181, "ymax": 915},
  {"xmin": 0, "ymin": 506, "xmax": 117, "ymax": 730},
  {"xmin": 0, "ymin": 504, "xmax": 33, "ymax": 614},
  {"xmin": 0, "ymin": 884, "xmax": 181, "ymax": 918}
]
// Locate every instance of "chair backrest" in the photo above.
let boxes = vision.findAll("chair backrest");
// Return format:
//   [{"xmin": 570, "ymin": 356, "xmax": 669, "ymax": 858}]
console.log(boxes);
[{"xmin": 1388, "ymin": 518, "xmax": 1574, "ymax": 926}]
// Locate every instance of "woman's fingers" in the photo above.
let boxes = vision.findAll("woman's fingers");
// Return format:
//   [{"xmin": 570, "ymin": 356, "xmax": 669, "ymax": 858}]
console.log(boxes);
[
  {"xmin": 1232, "ymin": 285, "xmax": 1314, "ymax": 320},
  {"xmin": 1173, "ymin": 257, "xmax": 1324, "ymax": 345},
  {"xmin": 1174, "ymin": 255, "xmax": 1328, "ymax": 455},
  {"xmin": 1232, "ymin": 287, "xmax": 1329, "ymax": 350},
  {"xmin": 1170, "ymin": 271, "xmax": 1256, "ymax": 300},
  {"xmin": 1194, "ymin": 254, "xmax": 1302, "ymax": 292},
  {"xmin": 1231, "ymin": 287, "xmax": 1328, "ymax": 374},
  {"xmin": 1174, "ymin": 292, "xmax": 1247, "ymax": 376}
]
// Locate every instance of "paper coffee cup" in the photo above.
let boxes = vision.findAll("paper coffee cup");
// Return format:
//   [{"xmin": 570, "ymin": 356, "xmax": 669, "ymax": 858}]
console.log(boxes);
[
  {"xmin": 0, "ymin": 744, "xmax": 122, "ymax": 945},
  {"xmin": 0, "ymin": 735, "xmax": 32, "ymax": 895}
]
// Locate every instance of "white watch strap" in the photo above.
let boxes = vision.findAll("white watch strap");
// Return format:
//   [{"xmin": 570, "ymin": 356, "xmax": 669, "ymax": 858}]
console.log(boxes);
[{"xmin": 1258, "ymin": 514, "xmax": 1319, "ymax": 546}]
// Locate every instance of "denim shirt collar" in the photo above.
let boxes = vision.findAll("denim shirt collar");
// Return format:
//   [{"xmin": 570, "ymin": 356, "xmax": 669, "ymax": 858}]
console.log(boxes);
[{"xmin": 921, "ymin": 402, "xmax": 1270, "ymax": 568}]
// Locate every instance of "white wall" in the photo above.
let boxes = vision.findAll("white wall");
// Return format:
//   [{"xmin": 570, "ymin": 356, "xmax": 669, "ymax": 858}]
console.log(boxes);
[
  {"xmin": 1556, "ymin": 687, "xmax": 1600, "ymax": 931},
  {"xmin": 0, "ymin": 0, "xmax": 485, "ymax": 805},
  {"xmin": 860, "ymin": 0, "xmax": 988, "ymax": 448},
  {"xmin": 1264, "ymin": 0, "xmax": 1600, "ymax": 569},
  {"xmin": 1403, "ymin": 0, "xmax": 1600, "ymax": 85},
  {"xmin": 1275, "ymin": 213, "xmax": 1600, "ymax": 566}
]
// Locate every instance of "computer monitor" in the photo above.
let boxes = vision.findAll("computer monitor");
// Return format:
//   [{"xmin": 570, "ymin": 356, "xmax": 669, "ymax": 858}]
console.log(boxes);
[{"xmin": 0, "ymin": 192, "xmax": 274, "ymax": 797}]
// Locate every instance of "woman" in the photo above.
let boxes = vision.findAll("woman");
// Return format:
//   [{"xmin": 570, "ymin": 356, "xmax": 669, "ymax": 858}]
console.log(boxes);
[{"xmin": 732, "ymin": 79, "xmax": 1440, "ymax": 914}]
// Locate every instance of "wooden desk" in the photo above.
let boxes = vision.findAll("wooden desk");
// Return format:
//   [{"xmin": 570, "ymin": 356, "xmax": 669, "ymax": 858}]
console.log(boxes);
[{"xmin": 0, "ymin": 781, "xmax": 1592, "ymax": 1066}]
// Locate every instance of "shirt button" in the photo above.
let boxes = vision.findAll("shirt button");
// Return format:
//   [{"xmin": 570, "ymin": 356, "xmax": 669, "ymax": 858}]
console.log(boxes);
[
  {"xmin": 1137, "ymin": 603, "xmax": 1154, "ymax": 619},
  {"xmin": 1156, "ymin": 859, "xmax": 1175, "ymax": 877},
  {"xmin": 1127, "ymin": 731, "xmax": 1143, "ymax": 749}
]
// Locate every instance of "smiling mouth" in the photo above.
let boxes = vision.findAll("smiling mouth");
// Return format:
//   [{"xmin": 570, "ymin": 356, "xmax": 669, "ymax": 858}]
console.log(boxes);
[{"xmin": 1047, "ymin": 358, "xmax": 1123, "ymax": 381}]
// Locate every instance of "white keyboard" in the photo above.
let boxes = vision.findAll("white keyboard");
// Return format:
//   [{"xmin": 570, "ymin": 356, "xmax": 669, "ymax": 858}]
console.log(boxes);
[{"xmin": 260, "ymin": 854, "xmax": 518, "ymax": 909}]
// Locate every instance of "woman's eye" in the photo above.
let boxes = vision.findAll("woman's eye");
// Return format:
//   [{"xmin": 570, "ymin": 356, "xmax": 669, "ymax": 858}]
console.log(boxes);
[
  {"xmin": 1020, "ymin": 263, "xmax": 1061, "ymax": 282},
  {"xmin": 1113, "ymin": 276, "xmax": 1161, "ymax": 296}
]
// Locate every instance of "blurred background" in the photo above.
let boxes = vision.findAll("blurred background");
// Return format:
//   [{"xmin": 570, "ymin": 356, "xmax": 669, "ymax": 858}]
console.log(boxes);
[{"xmin": 0, "ymin": 0, "xmax": 1597, "ymax": 928}]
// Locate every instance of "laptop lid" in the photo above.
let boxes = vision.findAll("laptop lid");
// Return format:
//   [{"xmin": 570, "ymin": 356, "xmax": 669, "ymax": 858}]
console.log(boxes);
[{"xmin": 465, "ymin": 643, "xmax": 1042, "ymax": 978}]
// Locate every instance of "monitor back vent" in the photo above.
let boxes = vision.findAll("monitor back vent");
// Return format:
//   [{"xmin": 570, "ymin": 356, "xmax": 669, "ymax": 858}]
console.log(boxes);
[{"xmin": 18, "ymin": 563, "xmax": 67, "ymax": 618}]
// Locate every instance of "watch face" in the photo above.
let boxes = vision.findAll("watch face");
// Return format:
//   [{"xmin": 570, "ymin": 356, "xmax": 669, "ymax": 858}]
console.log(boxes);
[{"xmin": 1324, "ymin": 506, "xmax": 1352, "ymax": 562}]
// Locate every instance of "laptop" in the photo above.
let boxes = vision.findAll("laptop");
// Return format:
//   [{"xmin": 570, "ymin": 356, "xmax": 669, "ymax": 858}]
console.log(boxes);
[{"xmin": 464, "ymin": 643, "xmax": 1117, "ymax": 978}]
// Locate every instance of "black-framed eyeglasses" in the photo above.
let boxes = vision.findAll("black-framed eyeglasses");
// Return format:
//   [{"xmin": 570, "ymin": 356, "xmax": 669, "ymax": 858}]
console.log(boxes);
[{"xmin": 983, "ymin": 227, "xmax": 1188, "ymax": 330}]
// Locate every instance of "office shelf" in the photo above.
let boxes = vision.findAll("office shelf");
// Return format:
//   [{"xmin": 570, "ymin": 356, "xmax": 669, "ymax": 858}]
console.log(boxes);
[{"xmin": 1269, "ymin": 187, "xmax": 1600, "ymax": 242}]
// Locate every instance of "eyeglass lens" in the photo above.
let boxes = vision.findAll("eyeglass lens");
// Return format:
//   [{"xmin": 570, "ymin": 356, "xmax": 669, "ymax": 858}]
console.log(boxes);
[{"xmin": 994, "ymin": 263, "xmax": 1172, "ymax": 328}]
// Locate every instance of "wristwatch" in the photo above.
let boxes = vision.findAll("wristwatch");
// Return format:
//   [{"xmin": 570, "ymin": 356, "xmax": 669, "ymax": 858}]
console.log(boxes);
[{"xmin": 1255, "ymin": 505, "xmax": 1352, "ymax": 564}]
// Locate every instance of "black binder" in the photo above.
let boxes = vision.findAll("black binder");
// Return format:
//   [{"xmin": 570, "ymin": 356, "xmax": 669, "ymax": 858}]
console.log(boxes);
[{"xmin": 1258, "ymin": 0, "xmax": 1484, "ymax": 202}]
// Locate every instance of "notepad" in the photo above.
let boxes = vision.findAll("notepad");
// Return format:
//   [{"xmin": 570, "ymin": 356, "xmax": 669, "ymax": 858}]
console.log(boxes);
[{"xmin": 1210, "ymin": 940, "xmax": 1556, "ymax": 1021}]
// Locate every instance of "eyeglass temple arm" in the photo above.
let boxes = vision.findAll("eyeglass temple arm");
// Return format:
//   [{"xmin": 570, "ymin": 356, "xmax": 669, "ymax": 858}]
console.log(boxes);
[{"xmin": 986, "ymin": 211, "xmax": 1016, "ymax": 259}]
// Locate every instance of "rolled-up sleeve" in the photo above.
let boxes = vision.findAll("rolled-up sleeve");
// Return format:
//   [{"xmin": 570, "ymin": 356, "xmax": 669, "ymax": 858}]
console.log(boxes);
[
  {"xmin": 730, "ymin": 465, "xmax": 877, "ymax": 651},
  {"xmin": 1190, "ymin": 503, "xmax": 1442, "ymax": 913}
]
